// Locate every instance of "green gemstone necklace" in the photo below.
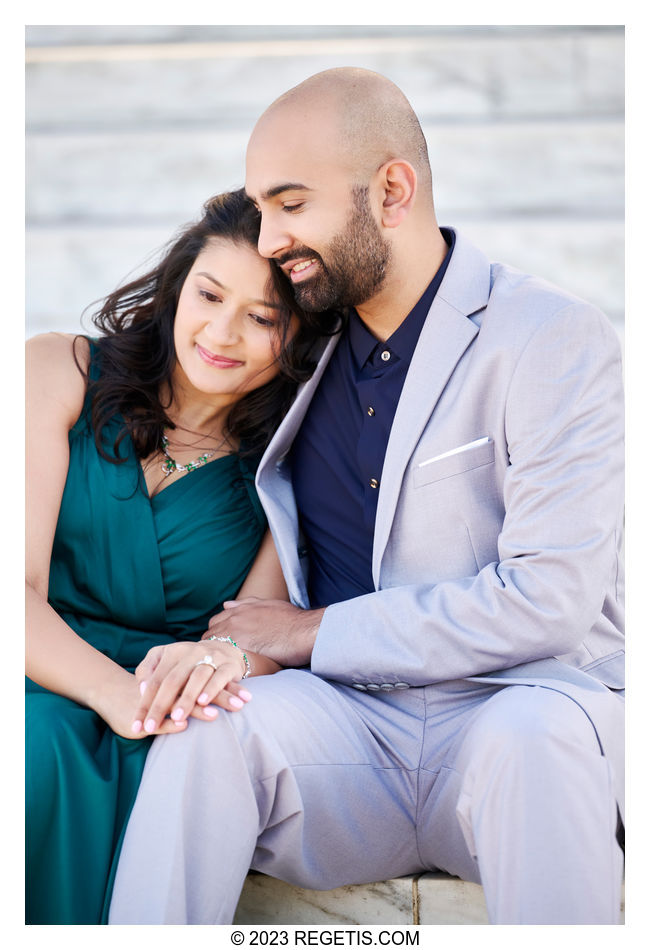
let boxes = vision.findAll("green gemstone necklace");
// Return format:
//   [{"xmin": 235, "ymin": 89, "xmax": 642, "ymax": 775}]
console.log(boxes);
[{"xmin": 160, "ymin": 433, "xmax": 216, "ymax": 477}]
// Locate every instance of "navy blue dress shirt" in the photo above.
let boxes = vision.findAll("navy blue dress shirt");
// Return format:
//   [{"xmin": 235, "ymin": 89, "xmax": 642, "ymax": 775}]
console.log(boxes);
[{"xmin": 291, "ymin": 229, "xmax": 455, "ymax": 608}]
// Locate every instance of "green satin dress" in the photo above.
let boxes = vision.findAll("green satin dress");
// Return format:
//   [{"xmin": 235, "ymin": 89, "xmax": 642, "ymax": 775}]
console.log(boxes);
[{"xmin": 25, "ymin": 350, "xmax": 267, "ymax": 924}]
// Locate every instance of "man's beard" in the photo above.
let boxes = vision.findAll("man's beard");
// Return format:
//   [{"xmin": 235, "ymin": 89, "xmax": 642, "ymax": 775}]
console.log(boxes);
[{"xmin": 282, "ymin": 186, "xmax": 392, "ymax": 313}]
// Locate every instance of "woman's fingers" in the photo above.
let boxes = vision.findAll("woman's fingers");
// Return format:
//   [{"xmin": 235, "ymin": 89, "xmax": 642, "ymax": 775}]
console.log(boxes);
[
  {"xmin": 197, "ymin": 679, "xmax": 253, "ymax": 712},
  {"xmin": 171, "ymin": 663, "xmax": 249, "ymax": 722},
  {"xmin": 135, "ymin": 663, "xmax": 213, "ymax": 733},
  {"xmin": 131, "ymin": 643, "xmax": 252, "ymax": 734},
  {"xmin": 134, "ymin": 644, "xmax": 164, "ymax": 683}
]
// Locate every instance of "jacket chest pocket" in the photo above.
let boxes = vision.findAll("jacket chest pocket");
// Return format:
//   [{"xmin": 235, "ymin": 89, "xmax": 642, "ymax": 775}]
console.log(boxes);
[{"xmin": 413, "ymin": 437, "xmax": 495, "ymax": 489}]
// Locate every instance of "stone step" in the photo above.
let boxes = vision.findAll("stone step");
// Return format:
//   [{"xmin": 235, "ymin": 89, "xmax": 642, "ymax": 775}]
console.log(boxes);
[
  {"xmin": 234, "ymin": 873, "xmax": 488, "ymax": 926},
  {"xmin": 26, "ymin": 120, "xmax": 623, "ymax": 224},
  {"xmin": 25, "ymin": 26, "xmax": 624, "ymax": 339},
  {"xmin": 234, "ymin": 872, "xmax": 625, "ymax": 925},
  {"xmin": 26, "ymin": 27, "xmax": 623, "ymax": 131},
  {"xmin": 25, "ymin": 218, "xmax": 624, "ymax": 338}
]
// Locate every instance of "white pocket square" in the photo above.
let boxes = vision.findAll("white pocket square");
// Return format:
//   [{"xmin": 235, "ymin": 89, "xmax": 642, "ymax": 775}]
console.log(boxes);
[{"xmin": 418, "ymin": 436, "xmax": 491, "ymax": 469}]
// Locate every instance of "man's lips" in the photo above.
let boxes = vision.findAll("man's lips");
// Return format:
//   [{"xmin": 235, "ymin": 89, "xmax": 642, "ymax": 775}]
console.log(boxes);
[
  {"xmin": 196, "ymin": 344, "xmax": 244, "ymax": 368},
  {"xmin": 282, "ymin": 257, "xmax": 320, "ymax": 283}
]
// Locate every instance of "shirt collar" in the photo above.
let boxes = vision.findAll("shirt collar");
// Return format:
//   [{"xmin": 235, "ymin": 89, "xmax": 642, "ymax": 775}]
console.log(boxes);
[{"xmin": 348, "ymin": 228, "xmax": 455, "ymax": 368}]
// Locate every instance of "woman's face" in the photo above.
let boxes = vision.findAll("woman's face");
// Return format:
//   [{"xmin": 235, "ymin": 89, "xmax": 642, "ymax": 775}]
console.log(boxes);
[{"xmin": 172, "ymin": 238, "xmax": 296, "ymax": 406}]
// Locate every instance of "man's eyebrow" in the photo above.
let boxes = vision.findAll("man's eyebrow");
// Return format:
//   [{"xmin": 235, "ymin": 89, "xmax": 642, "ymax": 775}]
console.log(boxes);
[
  {"xmin": 247, "ymin": 183, "xmax": 313, "ymax": 203},
  {"xmin": 196, "ymin": 272, "xmax": 282, "ymax": 310}
]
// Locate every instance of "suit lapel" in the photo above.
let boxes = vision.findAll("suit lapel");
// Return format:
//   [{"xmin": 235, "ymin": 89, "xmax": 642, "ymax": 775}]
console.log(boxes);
[
  {"xmin": 372, "ymin": 232, "xmax": 490, "ymax": 584},
  {"xmin": 259, "ymin": 333, "xmax": 341, "ymax": 471},
  {"xmin": 256, "ymin": 333, "xmax": 341, "ymax": 606}
]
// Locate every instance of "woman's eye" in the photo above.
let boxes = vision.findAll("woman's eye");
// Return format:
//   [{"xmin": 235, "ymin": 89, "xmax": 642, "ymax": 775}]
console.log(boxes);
[
  {"xmin": 199, "ymin": 289, "xmax": 221, "ymax": 303},
  {"xmin": 250, "ymin": 313, "xmax": 275, "ymax": 328},
  {"xmin": 283, "ymin": 203, "xmax": 304, "ymax": 213}
]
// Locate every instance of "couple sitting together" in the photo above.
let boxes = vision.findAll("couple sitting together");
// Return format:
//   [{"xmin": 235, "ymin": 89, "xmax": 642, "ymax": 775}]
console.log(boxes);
[{"xmin": 26, "ymin": 67, "xmax": 625, "ymax": 926}]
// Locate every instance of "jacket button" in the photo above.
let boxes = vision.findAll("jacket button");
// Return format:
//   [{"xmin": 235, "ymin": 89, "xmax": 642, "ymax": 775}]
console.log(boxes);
[
  {"xmin": 366, "ymin": 683, "xmax": 381, "ymax": 690},
  {"xmin": 394, "ymin": 682, "xmax": 410, "ymax": 690}
]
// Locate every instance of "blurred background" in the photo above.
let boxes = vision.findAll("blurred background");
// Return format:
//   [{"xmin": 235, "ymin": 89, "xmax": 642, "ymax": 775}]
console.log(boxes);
[{"xmin": 25, "ymin": 24, "xmax": 624, "ymax": 340}]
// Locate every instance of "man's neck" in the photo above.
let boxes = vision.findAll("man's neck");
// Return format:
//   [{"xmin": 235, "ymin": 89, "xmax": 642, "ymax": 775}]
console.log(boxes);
[{"xmin": 354, "ymin": 228, "xmax": 449, "ymax": 342}]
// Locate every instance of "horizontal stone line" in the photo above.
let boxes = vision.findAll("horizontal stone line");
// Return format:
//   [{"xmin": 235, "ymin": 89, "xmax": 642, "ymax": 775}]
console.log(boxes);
[
  {"xmin": 25, "ymin": 113, "xmax": 625, "ymax": 136},
  {"xmin": 25, "ymin": 211, "xmax": 625, "ymax": 230},
  {"xmin": 23, "ymin": 33, "xmax": 593, "ymax": 64}
]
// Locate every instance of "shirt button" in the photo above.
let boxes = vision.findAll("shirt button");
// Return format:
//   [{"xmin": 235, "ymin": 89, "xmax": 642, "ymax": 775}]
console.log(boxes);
[
  {"xmin": 380, "ymin": 350, "xmax": 391, "ymax": 362},
  {"xmin": 367, "ymin": 407, "xmax": 375, "ymax": 416},
  {"xmin": 369, "ymin": 478, "xmax": 379, "ymax": 489}
]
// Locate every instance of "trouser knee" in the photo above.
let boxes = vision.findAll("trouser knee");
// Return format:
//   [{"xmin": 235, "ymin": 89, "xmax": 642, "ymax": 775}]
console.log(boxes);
[{"xmin": 462, "ymin": 684, "xmax": 602, "ymax": 771}]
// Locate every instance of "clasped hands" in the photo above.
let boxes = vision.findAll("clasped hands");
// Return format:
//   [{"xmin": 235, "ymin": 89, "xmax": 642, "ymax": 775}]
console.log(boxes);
[{"xmin": 129, "ymin": 598, "xmax": 324, "ymax": 738}]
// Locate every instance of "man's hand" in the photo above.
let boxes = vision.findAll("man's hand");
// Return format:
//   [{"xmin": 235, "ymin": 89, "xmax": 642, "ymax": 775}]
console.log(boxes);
[{"xmin": 204, "ymin": 598, "xmax": 325, "ymax": 667}]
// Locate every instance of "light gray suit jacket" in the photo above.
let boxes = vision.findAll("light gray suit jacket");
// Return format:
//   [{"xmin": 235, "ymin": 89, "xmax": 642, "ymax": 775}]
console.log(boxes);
[{"xmin": 256, "ymin": 229, "xmax": 624, "ymax": 714}]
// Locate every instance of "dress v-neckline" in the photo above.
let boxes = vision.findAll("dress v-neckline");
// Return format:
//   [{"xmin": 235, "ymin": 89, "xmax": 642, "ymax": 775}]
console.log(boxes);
[{"xmin": 143, "ymin": 452, "xmax": 240, "ymax": 505}]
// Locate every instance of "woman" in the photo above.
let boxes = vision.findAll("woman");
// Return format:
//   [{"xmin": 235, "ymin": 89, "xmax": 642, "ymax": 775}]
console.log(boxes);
[{"xmin": 26, "ymin": 189, "xmax": 336, "ymax": 924}]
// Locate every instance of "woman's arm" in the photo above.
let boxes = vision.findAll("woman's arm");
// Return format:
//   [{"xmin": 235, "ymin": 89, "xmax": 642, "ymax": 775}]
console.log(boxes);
[
  {"xmin": 132, "ymin": 526, "xmax": 288, "ymax": 732},
  {"xmin": 236, "ymin": 528, "xmax": 289, "ymax": 601},
  {"xmin": 25, "ymin": 334, "xmax": 200, "ymax": 739}
]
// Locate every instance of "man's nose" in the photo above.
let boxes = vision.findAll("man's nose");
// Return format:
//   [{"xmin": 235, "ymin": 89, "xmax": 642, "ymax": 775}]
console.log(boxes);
[{"xmin": 257, "ymin": 212, "xmax": 291, "ymax": 260}]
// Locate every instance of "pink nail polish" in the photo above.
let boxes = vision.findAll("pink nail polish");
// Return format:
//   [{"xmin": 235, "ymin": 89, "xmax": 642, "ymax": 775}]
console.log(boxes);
[
  {"xmin": 238, "ymin": 689, "xmax": 252, "ymax": 701},
  {"xmin": 198, "ymin": 693, "xmax": 209, "ymax": 705},
  {"xmin": 139, "ymin": 681, "xmax": 147, "ymax": 696},
  {"xmin": 170, "ymin": 707, "xmax": 184, "ymax": 721},
  {"xmin": 229, "ymin": 696, "xmax": 244, "ymax": 709},
  {"xmin": 131, "ymin": 720, "xmax": 142, "ymax": 734},
  {"xmin": 204, "ymin": 705, "xmax": 219, "ymax": 718},
  {"xmin": 145, "ymin": 718, "xmax": 156, "ymax": 733}
]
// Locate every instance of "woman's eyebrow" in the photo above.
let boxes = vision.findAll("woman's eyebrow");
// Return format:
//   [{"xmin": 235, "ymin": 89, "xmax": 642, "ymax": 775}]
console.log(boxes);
[{"xmin": 196, "ymin": 272, "xmax": 282, "ymax": 310}]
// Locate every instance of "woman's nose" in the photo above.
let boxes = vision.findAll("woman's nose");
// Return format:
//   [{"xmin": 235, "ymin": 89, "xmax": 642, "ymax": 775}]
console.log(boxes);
[{"xmin": 204, "ymin": 309, "xmax": 241, "ymax": 345}]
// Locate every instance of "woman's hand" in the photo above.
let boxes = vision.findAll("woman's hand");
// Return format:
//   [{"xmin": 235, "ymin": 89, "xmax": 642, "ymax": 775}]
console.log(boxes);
[
  {"xmin": 131, "ymin": 640, "xmax": 253, "ymax": 735},
  {"xmin": 89, "ymin": 666, "xmax": 198, "ymax": 740}
]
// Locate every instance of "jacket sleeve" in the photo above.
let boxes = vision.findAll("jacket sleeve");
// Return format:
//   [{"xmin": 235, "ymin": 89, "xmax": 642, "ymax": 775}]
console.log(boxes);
[{"xmin": 309, "ymin": 302, "xmax": 624, "ymax": 686}]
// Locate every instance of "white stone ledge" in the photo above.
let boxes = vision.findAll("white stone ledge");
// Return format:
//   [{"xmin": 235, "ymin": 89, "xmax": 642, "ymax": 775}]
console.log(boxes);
[
  {"xmin": 25, "ymin": 221, "xmax": 624, "ymax": 338},
  {"xmin": 234, "ymin": 872, "xmax": 624, "ymax": 925},
  {"xmin": 26, "ymin": 29, "xmax": 623, "ymax": 129},
  {"xmin": 26, "ymin": 120, "xmax": 622, "ymax": 224}
]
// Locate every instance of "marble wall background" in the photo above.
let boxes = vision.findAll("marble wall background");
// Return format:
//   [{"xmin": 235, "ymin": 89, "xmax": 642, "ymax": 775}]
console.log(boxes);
[{"xmin": 25, "ymin": 25, "xmax": 624, "ymax": 338}]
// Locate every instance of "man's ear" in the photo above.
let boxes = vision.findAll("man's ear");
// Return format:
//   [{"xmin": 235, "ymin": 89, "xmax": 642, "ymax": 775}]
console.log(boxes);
[{"xmin": 376, "ymin": 160, "xmax": 417, "ymax": 229}]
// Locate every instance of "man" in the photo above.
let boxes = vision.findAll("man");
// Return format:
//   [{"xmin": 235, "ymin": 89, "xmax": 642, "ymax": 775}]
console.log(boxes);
[{"xmin": 109, "ymin": 68, "xmax": 624, "ymax": 924}]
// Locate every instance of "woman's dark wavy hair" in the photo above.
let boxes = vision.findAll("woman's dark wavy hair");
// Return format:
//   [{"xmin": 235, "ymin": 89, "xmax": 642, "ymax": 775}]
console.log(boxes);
[{"xmin": 79, "ymin": 188, "xmax": 340, "ymax": 461}]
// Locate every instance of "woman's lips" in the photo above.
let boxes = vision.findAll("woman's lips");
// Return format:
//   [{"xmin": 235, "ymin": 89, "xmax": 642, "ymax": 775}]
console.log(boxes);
[{"xmin": 196, "ymin": 344, "xmax": 244, "ymax": 368}]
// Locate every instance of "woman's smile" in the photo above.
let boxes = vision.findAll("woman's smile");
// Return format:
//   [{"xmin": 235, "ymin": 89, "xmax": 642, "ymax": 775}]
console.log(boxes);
[{"xmin": 195, "ymin": 343, "xmax": 244, "ymax": 369}]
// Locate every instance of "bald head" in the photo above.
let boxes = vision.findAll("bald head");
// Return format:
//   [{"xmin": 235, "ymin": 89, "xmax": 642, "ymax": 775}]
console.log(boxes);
[
  {"xmin": 246, "ymin": 68, "xmax": 445, "ymax": 326},
  {"xmin": 254, "ymin": 67, "xmax": 433, "ymax": 201}
]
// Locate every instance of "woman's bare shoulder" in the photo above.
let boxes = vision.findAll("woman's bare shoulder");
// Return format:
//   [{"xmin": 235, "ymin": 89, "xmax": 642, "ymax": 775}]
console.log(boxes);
[{"xmin": 26, "ymin": 333, "xmax": 90, "ymax": 424}]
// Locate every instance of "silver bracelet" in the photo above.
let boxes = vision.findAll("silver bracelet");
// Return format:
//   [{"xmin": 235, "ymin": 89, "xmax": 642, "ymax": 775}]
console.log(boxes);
[{"xmin": 205, "ymin": 634, "xmax": 251, "ymax": 679}]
